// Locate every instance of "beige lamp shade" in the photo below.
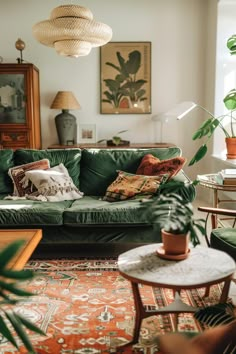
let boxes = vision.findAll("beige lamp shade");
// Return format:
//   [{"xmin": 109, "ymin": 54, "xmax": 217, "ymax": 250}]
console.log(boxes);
[
  {"xmin": 32, "ymin": 5, "xmax": 112, "ymax": 57},
  {"xmin": 50, "ymin": 91, "xmax": 81, "ymax": 110}
]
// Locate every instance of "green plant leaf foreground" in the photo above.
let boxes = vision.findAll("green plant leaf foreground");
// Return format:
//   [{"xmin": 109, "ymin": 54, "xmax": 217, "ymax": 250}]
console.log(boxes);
[
  {"xmin": 0, "ymin": 240, "xmax": 46, "ymax": 352},
  {"xmin": 6, "ymin": 311, "xmax": 36, "ymax": 353},
  {"xmin": 0, "ymin": 240, "xmax": 25, "ymax": 269},
  {"xmin": 0, "ymin": 315, "xmax": 18, "ymax": 348}
]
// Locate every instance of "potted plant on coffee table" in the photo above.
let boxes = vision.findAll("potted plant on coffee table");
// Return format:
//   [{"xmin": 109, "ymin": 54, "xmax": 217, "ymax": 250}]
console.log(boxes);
[
  {"xmin": 189, "ymin": 34, "xmax": 236, "ymax": 165},
  {"xmin": 140, "ymin": 192, "xmax": 206, "ymax": 260}
]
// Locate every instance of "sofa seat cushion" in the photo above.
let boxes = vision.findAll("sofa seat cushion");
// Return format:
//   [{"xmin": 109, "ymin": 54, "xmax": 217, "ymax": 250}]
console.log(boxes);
[
  {"xmin": 0, "ymin": 197, "xmax": 73, "ymax": 226},
  {"xmin": 80, "ymin": 147, "xmax": 182, "ymax": 196},
  {"xmin": 64, "ymin": 196, "xmax": 149, "ymax": 225},
  {"xmin": 14, "ymin": 148, "xmax": 82, "ymax": 189}
]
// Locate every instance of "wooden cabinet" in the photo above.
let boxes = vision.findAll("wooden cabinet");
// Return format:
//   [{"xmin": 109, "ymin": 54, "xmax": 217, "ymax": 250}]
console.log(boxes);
[{"xmin": 0, "ymin": 63, "xmax": 41, "ymax": 149}]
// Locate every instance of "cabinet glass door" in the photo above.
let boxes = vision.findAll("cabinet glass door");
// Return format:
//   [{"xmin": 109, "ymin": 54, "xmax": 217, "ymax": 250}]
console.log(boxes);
[{"xmin": 0, "ymin": 73, "xmax": 26, "ymax": 124}]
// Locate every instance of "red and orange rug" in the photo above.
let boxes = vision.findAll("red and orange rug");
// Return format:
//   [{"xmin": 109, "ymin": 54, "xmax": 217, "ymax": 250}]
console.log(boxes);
[{"xmin": 0, "ymin": 259, "xmax": 229, "ymax": 354}]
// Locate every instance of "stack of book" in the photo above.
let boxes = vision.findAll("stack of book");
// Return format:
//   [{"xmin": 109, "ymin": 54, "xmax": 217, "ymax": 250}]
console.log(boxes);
[{"xmin": 217, "ymin": 169, "xmax": 236, "ymax": 185}]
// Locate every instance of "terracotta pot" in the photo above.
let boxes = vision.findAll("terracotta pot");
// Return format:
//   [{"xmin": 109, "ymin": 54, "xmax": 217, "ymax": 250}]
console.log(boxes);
[
  {"xmin": 161, "ymin": 229, "xmax": 189, "ymax": 255},
  {"xmin": 225, "ymin": 137, "xmax": 236, "ymax": 159}
]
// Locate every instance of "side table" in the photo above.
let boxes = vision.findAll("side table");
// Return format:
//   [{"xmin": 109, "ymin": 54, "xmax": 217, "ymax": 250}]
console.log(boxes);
[
  {"xmin": 118, "ymin": 244, "xmax": 235, "ymax": 347},
  {"xmin": 197, "ymin": 174, "xmax": 236, "ymax": 227}
]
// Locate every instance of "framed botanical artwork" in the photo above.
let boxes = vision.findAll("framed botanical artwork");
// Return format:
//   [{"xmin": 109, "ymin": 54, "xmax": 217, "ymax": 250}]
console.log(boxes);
[
  {"xmin": 100, "ymin": 41, "xmax": 151, "ymax": 114},
  {"xmin": 78, "ymin": 124, "xmax": 96, "ymax": 143}
]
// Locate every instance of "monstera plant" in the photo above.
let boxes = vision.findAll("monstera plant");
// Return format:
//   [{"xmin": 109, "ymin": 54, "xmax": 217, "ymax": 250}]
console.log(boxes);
[
  {"xmin": 0, "ymin": 240, "xmax": 45, "ymax": 352},
  {"xmin": 189, "ymin": 35, "xmax": 236, "ymax": 165},
  {"xmin": 102, "ymin": 50, "xmax": 147, "ymax": 108}
]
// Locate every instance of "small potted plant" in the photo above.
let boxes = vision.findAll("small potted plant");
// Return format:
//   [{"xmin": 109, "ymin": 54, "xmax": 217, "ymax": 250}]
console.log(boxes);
[
  {"xmin": 140, "ymin": 192, "xmax": 206, "ymax": 259},
  {"xmin": 189, "ymin": 35, "xmax": 236, "ymax": 165},
  {"xmin": 97, "ymin": 130, "xmax": 130, "ymax": 146}
]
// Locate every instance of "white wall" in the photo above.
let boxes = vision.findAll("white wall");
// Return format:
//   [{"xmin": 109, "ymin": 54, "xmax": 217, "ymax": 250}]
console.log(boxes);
[{"xmin": 0, "ymin": 0, "xmax": 217, "ymax": 180}]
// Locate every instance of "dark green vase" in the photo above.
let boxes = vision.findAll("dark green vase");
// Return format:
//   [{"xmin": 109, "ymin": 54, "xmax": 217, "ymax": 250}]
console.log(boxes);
[{"xmin": 55, "ymin": 109, "xmax": 77, "ymax": 145}]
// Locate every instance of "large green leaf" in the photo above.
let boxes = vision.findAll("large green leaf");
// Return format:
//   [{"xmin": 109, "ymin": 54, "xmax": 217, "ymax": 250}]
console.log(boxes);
[
  {"xmin": 126, "ymin": 50, "xmax": 141, "ymax": 74},
  {"xmin": 0, "ymin": 315, "xmax": 18, "ymax": 348},
  {"xmin": 188, "ymin": 144, "xmax": 208, "ymax": 166},
  {"xmin": 15, "ymin": 313, "xmax": 46, "ymax": 336},
  {"xmin": 104, "ymin": 79, "xmax": 121, "ymax": 92},
  {"xmin": 105, "ymin": 61, "xmax": 121, "ymax": 73},
  {"xmin": 0, "ymin": 280, "xmax": 34, "ymax": 297},
  {"xmin": 192, "ymin": 119, "xmax": 220, "ymax": 140},
  {"xmin": 6, "ymin": 312, "xmax": 36, "ymax": 353},
  {"xmin": 0, "ymin": 240, "xmax": 25, "ymax": 269},
  {"xmin": 224, "ymin": 89, "xmax": 236, "ymax": 110},
  {"xmin": 136, "ymin": 89, "xmax": 146, "ymax": 99},
  {"xmin": 1, "ymin": 268, "xmax": 34, "ymax": 280},
  {"xmin": 116, "ymin": 52, "xmax": 130, "ymax": 78},
  {"xmin": 194, "ymin": 303, "xmax": 235, "ymax": 326},
  {"xmin": 122, "ymin": 80, "xmax": 147, "ymax": 92},
  {"xmin": 227, "ymin": 35, "xmax": 236, "ymax": 55}
]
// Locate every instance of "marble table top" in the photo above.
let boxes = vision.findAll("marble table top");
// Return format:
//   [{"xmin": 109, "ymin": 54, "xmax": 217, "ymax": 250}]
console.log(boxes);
[{"xmin": 118, "ymin": 244, "xmax": 236, "ymax": 288}]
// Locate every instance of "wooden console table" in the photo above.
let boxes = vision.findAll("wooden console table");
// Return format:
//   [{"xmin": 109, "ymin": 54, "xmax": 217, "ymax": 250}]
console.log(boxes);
[{"xmin": 48, "ymin": 143, "xmax": 175, "ymax": 149}]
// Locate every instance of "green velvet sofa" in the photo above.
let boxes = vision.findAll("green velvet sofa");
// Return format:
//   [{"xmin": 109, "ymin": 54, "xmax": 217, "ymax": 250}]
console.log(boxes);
[{"xmin": 0, "ymin": 147, "xmax": 195, "ymax": 256}]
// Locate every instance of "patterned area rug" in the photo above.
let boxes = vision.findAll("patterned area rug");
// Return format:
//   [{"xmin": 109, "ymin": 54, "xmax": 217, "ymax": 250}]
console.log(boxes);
[{"xmin": 0, "ymin": 259, "xmax": 230, "ymax": 354}]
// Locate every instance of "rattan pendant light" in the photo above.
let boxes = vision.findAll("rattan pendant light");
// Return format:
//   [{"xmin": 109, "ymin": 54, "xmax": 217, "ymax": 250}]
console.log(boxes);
[{"xmin": 32, "ymin": 4, "xmax": 112, "ymax": 57}]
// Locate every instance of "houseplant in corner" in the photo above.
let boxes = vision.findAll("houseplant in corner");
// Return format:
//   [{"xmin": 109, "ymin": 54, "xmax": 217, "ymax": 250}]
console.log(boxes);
[
  {"xmin": 140, "ymin": 191, "xmax": 206, "ymax": 259},
  {"xmin": 189, "ymin": 34, "xmax": 236, "ymax": 166}
]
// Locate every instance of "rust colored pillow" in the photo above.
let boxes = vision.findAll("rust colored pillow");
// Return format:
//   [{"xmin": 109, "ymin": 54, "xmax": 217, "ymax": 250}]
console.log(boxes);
[
  {"xmin": 136, "ymin": 154, "xmax": 186, "ymax": 179},
  {"xmin": 8, "ymin": 159, "xmax": 50, "ymax": 197},
  {"xmin": 103, "ymin": 170, "xmax": 163, "ymax": 202}
]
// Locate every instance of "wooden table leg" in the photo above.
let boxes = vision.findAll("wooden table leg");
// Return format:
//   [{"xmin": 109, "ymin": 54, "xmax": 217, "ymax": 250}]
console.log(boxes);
[
  {"xmin": 117, "ymin": 281, "xmax": 145, "ymax": 349},
  {"xmin": 220, "ymin": 278, "xmax": 232, "ymax": 303},
  {"xmin": 130, "ymin": 281, "xmax": 146, "ymax": 345}
]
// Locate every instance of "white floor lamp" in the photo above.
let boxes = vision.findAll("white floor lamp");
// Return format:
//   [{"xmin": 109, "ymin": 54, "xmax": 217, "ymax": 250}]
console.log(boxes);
[{"xmin": 152, "ymin": 101, "xmax": 198, "ymax": 142}]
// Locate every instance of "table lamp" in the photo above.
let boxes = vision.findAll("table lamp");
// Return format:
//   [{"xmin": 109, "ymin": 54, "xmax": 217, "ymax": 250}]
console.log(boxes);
[{"xmin": 50, "ymin": 91, "xmax": 81, "ymax": 145}]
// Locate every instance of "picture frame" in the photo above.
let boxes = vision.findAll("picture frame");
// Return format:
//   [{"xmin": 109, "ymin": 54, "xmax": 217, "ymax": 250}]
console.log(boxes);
[
  {"xmin": 100, "ymin": 41, "xmax": 151, "ymax": 114},
  {"xmin": 78, "ymin": 124, "xmax": 96, "ymax": 143}
]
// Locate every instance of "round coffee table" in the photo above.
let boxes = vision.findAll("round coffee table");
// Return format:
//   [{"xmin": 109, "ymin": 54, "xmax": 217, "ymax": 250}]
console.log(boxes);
[{"xmin": 118, "ymin": 244, "xmax": 235, "ymax": 346}]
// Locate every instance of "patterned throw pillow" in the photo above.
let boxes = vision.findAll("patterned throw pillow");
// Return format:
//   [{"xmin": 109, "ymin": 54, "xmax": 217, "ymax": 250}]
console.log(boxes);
[
  {"xmin": 103, "ymin": 170, "xmax": 163, "ymax": 202},
  {"xmin": 8, "ymin": 159, "xmax": 50, "ymax": 197},
  {"xmin": 25, "ymin": 163, "xmax": 83, "ymax": 202},
  {"xmin": 136, "ymin": 154, "xmax": 186, "ymax": 179}
]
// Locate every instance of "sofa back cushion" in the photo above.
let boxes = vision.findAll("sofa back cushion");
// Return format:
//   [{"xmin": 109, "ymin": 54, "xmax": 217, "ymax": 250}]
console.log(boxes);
[
  {"xmin": 0, "ymin": 149, "xmax": 15, "ymax": 195},
  {"xmin": 79, "ymin": 147, "xmax": 182, "ymax": 196},
  {"xmin": 14, "ymin": 149, "xmax": 82, "ymax": 189}
]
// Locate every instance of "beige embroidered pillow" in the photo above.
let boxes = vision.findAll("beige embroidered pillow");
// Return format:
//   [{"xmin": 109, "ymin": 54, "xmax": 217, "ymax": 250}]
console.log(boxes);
[
  {"xmin": 25, "ymin": 163, "xmax": 83, "ymax": 202},
  {"xmin": 8, "ymin": 159, "xmax": 50, "ymax": 197}
]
